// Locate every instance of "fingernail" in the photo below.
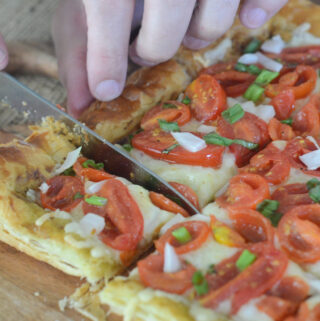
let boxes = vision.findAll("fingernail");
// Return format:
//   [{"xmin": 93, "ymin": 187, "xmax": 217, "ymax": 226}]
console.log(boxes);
[
  {"xmin": 183, "ymin": 36, "xmax": 211, "ymax": 50},
  {"xmin": 95, "ymin": 80, "xmax": 121, "ymax": 101},
  {"xmin": 0, "ymin": 49, "xmax": 8, "ymax": 69},
  {"xmin": 245, "ymin": 7, "xmax": 268, "ymax": 28}
]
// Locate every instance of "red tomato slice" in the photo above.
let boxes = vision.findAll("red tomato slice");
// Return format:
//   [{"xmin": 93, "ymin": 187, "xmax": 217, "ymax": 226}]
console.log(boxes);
[
  {"xmin": 199, "ymin": 62, "xmax": 236, "ymax": 75},
  {"xmin": 278, "ymin": 204, "xmax": 320, "ymax": 263},
  {"xmin": 216, "ymin": 173, "xmax": 270, "ymax": 209},
  {"xmin": 265, "ymin": 65, "xmax": 317, "ymax": 99},
  {"xmin": 240, "ymin": 142, "xmax": 291, "ymax": 185},
  {"xmin": 185, "ymin": 74, "xmax": 227, "ymax": 121},
  {"xmin": 271, "ymin": 183, "xmax": 314, "ymax": 214},
  {"xmin": 200, "ymin": 243, "xmax": 288, "ymax": 314},
  {"xmin": 229, "ymin": 208, "xmax": 274, "ymax": 244},
  {"xmin": 268, "ymin": 118, "xmax": 296, "ymax": 141},
  {"xmin": 284, "ymin": 137, "xmax": 320, "ymax": 177},
  {"xmin": 149, "ymin": 191, "xmax": 189, "ymax": 217},
  {"xmin": 293, "ymin": 94, "xmax": 320, "ymax": 138},
  {"xmin": 83, "ymin": 179, "xmax": 144, "ymax": 251},
  {"xmin": 257, "ymin": 296, "xmax": 297, "ymax": 321},
  {"xmin": 140, "ymin": 101, "xmax": 191, "ymax": 130},
  {"xmin": 40, "ymin": 176, "xmax": 84, "ymax": 212},
  {"xmin": 155, "ymin": 221, "xmax": 210, "ymax": 255},
  {"xmin": 271, "ymin": 89, "xmax": 295, "ymax": 120},
  {"xmin": 73, "ymin": 157, "xmax": 114, "ymax": 182},
  {"xmin": 217, "ymin": 112, "xmax": 270, "ymax": 167},
  {"xmin": 169, "ymin": 182, "xmax": 200, "ymax": 210},
  {"xmin": 286, "ymin": 301, "xmax": 320, "ymax": 321},
  {"xmin": 132, "ymin": 129, "xmax": 225, "ymax": 168},
  {"xmin": 138, "ymin": 254, "xmax": 196, "ymax": 294}
]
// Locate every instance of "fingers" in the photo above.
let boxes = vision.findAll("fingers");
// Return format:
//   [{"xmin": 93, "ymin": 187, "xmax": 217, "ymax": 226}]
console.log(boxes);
[
  {"xmin": 83, "ymin": 0, "xmax": 135, "ymax": 101},
  {"xmin": 52, "ymin": 0, "xmax": 93, "ymax": 118},
  {"xmin": 129, "ymin": 0, "xmax": 196, "ymax": 66},
  {"xmin": 0, "ymin": 33, "xmax": 8, "ymax": 70},
  {"xmin": 184, "ymin": 0, "xmax": 240, "ymax": 50},
  {"xmin": 240, "ymin": 0, "xmax": 288, "ymax": 29}
]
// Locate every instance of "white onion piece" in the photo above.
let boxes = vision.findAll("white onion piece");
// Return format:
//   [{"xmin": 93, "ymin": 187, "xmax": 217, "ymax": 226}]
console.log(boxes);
[
  {"xmin": 241, "ymin": 101, "xmax": 275, "ymax": 123},
  {"xmin": 299, "ymin": 149, "xmax": 320, "ymax": 170},
  {"xmin": 160, "ymin": 214, "xmax": 185, "ymax": 235},
  {"xmin": 171, "ymin": 132, "xmax": 207, "ymax": 153},
  {"xmin": 85, "ymin": 180, "xmax": 108, "ymax": 194},
  {"xmin": 307, "ymin": 136, "xmax": 320, "ymax": 150},
  {"xmin": 238, "ymin": 53, "xmax": 258, "ymax": 65},
  {"xmin": 189, "ymin": 214, "xmax": 210, "ymax": 223},
  {"xmin": 163, "ymin": 242, "xmax": 182, "ymax": 273},
  {"xmin": 261, "ymin": 35, "xmax": 285, "ymax": 54},
  {"xmin": 256, "ymin": 52, "xmax": 283, "ymax": 72},
  {"xmin": 197, "ymin": 124, "xmax": 217, "ymax": 134},
  {"xmin": 39, "ymin": 182, "xmax": 49, "ymax": 194},
  {"xmin": 55, "ymin": 147, "xmax": 82, "ymax": 174}
]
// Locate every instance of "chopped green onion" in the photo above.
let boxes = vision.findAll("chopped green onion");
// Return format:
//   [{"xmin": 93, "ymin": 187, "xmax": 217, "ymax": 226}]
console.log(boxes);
[
  {"xmin": 62, "ymin": 167, "xmax": 76, "ymax": 176},
  {"xmin": 247, "ymin": 65, "xmax": 262, "ymax": 75},
  {"xmin": 307, "ymin": 178, "xmax": 320, "ymax": 203},
  {"xmin": 280, "ymin": 118, "xmax": 293, "ymax": 126},
  {"xmin": 73, "ymin": 192, "xmax": 84, "ymax": 200},
  {"xmin": 235, "ymin": 62, "xmax": 248, "ymax": 73},
  {"xmin": 255, "ymin": 70, "xmax": 279, "ymax": 86},
  {"xmin": 204, "ymin": 133, "xmax": 258, "ymax": 150},
  {"xmin": 82, "ymin": 159, "xmax": 104, "ymax": 170},
  {"xmin": 192, "ymin": 271, "xmax": 209, "ymax": 296},
  {"xmin": 208, "ymin": 264, "xmax": 216, "ymax": 274},
  {"xmin": 307, "ymin": 178, "xmax": 320, "ymax": 190},
  {"xmin": 244, "ymin": 38, "xmax": 261, "ymax": 54},
  {"xmin": 182, "ymin": 96, "xmax": 191, "ymax": 105},
  {"xmin": 243, "ymin": 84, "xmax": 265, "ymax": 102},
  {"xmin": 222, "ymin": 104, "xmax": 245, "ymax": 124},
  {"xmin": 123, "ymin": 143, "xmax": 133, "ymax": 152},
  {"xmin": 162, "ymin": 143, "xmax": 179, "ymax": 154},
  {"xmin": 163, "ymin": 103, "xmax": 178, "ymax": 109},
  {"xmin": 236, "ymin": 249, "xmax": 256, "ymax": 271},
  {"xmin": 85, "ymin": 196, "xmax": 108, "ymax": 206},
  {"xmin": 257, "ymin": 199, "xmax": 282, "ymax": 227},
  {"xmin": 172, "ymin": 227, "xmax": 192, "ymax": 244},
  {"xmin": 158, "ymin": 119, "xmax": 180, "ymax": 132}
]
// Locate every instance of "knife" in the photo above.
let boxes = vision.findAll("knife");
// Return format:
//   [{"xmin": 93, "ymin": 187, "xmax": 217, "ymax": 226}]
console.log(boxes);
[{"xmin": 0, "ymin": 72, "xmax": 199, "ymax": 215}]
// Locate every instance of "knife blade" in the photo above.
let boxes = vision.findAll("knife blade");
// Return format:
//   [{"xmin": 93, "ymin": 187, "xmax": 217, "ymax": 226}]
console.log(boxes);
[{"xmin": 0, "ymin": 72, "xmax": 199, "ymax": 215}]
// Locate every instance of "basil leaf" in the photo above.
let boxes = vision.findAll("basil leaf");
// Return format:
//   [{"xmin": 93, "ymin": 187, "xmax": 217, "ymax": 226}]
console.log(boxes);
[
  {"xmin": 204, "ymin": 133, "xmax": 258, "ymax": 150},
  {"xmin": 309, "ymin": 185, "xmax": 320, "ymax": 203},
  {"xmin": 163, "ymin": 103, "xmax": 178, "ymax": 109},
  {"xmin": 234, "ymin": 63, "xmax": 248, "ymax": 73},
  {"xmin": 222, "ymin": 104, "xmax": 245, "ymax": 124},
  {"xmin": 62, "ymin": 167, "xmax": 76, "ymax": 176},
  {"xmin": 162, "ymin": 143, "xmax": 179, "ymax": 154},
  {"xmin": 181, "ymin": 96, "xmax": 191, "ymax": 105},
  {"xmin": 257, "ymin": 199, "xmax": 282, "ymax": 227},
  {"xmin": 123, "ymin": 143, "xmax": 133, "ymax": 152},
  {"xmin": 82, "ymin": 159, "xmax": 104, "ymax": 170},
  {"xmin": 247, "ymin": 65, "xmax": 262, "ymax": 75},
  {"xmin": 73, "ymin": 192, "xmax": 84, "ymax": 200},
  {"xmin": 158, "ymin": 119, "xmax": 180, "ymax": 132},
  {"xmin": 280, "ymin": 118, "xmax": 293, "ymax": 126},
  {"xmin": 244, "ymin": 38, "xmax": 261, "ymax": 54},
  {"xmin": 192, "ymin": 271, "xmax": 209, "ymax": 296},
  {"xmin": 306, "ymin": 178, "xmax": 320, "ymax": 190}
]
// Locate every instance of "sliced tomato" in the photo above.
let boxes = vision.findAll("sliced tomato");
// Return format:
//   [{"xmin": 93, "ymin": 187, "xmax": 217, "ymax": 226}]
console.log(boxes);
[
  {"xmin": 40, "ymin": 176, "xmax": 84, "ymax": 212},
  {"xmin": 200, "ymin": 243, "xmax": 288, "ymax": 314},
  {"xmin": 229, "ymin": 208, "xmax": 274, "ymax": 244},
  {"xmin": 137, "ymin": 254, "xmax": 196, "ymax": 294},
  {"xmin": 199, "ymin": 61, "xmax": 236, "ymax": 75},
  {"xmin": 271, "ymin": 89, "xmax": 295, "ymax": 120},
  {"xmin": 278, "ymin": 204, "xmax": 320, "ymax": 263},
  {"xmin": 169, "ymin": 182, "xmax": 200, "ymax": 210},
  {"xmin": 155, "ymin": 221, "xmax": 210, "ymax": 255},
  {"xmin": 284, "ymin": 137, "xmax": 320, "ymax": 177},
  {"xmin": 83, "ymin": 179, "xmax": 144, "ymax": 251},
  {"xmin": 240, "ymin": 141, "xmax": 291, "ymax": 185},
  {"xmin": 271, "ymin": 183, "xmax": 314, "ymax": 214},
  {"xmin": 140, "ymin": 101, "xmax": 191, "ymax": 130},
  {"xmin": 265, "ymin": 65, "xmax": 317, "ymax": 99},
  {"xmin": 257, "ymin": 296, "xmax": 297, "ymax": 321},
  {"xmin": 216, "ymin": 173, "xmax": 270, "ymax": 209},
  {"xmin": 286, "ymin": 301, "xmax": 320, "ymax": 321},
  {"xmin": 293, "ymin": 94, "xmax": 320, "ymax": 137},
  {"xmin": 73, "ymin": 157, "xmax": 114, "ymax": 182},
  {"xmin": 268, "ymin": 118, "xmax": 296, "ymax": 141},
  {"xmin": 149, "ymin": 191, "xmax": 189, "ymax": 217},
  {"xmin": 132, "ymin": 129, "xmax": 225, "ymax": 168},
  {"xmin": 217, "ymin": 112, "xmax": 270, "ymax": 167},
  {"xmin": 185, "ymin": 74, "xmax": 227, "ymax": 121}
]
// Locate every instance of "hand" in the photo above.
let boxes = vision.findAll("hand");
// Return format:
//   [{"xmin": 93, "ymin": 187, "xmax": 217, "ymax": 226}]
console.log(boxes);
[{"xmin": 52, "ymin": 0, "xmax": 288, "ymax": 118}]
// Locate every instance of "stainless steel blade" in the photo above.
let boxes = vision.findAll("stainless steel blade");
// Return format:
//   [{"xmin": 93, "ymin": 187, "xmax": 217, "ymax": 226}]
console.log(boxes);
[{"xmin": 0, "ymin": 72, "xmax": 199, "ymax": 215}]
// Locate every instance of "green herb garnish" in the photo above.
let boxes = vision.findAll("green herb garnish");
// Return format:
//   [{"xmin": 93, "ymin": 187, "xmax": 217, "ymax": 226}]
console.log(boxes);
[
  {"xmin": 62, "ymin": 167, "xmax": 76, "ymax": 176},
  {"xmin": 158, "ymin": 119, "xmax": 180, "ymax": 132},
  {"xmin": 123, "ymin": 143, "xmax": 133, "ymax": 152},
  {"xmin": 172, "ymin": 227, "xmax": 192, "ymax": 244},
  {"xmin": 73, "ymin": 192, "xmax": 84, "ymax": 200},
  {"xmin": 162, "ymin": 143, "xmax": 179, "ymax": 154},
  {"xmin": 244, "ymin": 38, "xmax": 261, "ymax": 54},
  {"xmin": 247, "ymin": 65, "xmax": 262, "ymax": 75},
  {"xmin": 280, "ymin": 118, "xmax": 293, "ymax": 126},
  {"xmin": 255, "ymin": 70, "xmax": 279, "ymax": 86},
  {"xmin": 257, "ymin": 199, "xmax": 282, "ymax": 227},
  {"xmin": 222, "ymin": 104, "xmax": 245, "ymax": 124},
  {"xmin": 236, "ymin": 249, "xmax": 256, "ymax": 271},
  {"xmin": 235, "ymin": 62, "xmax": 248, "ymax": 73},
  {"xmin": 163, "ymin": 103, "xmax": 178, "ymax": 109},
  {"xmin": 243, "ymin": 84, "xmax": 265, "ymax": 102},
  {"xmin": 192, "ymin": 271, "xmax": 209, "ymax": 296},
  {"xmin": 82, "ymin": 159, "xmax": 104, "ymax": 170},
  {"xmin": 85, "ymin": 196, "xmax": 108, "ymax": 206},
  {"xmin": 204, "ymin": 133, "xmax": 258, "ymax": 150},
  {"xmin": 307, "ymin": 178, "xmax": 320, "ymax": 203},
  {"xmin": 182, "ymin": 96, "xmax": 191, "ymax": 105}
]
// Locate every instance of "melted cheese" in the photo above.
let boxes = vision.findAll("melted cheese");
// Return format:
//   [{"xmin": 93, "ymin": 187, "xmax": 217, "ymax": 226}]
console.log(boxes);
[
  {"xmin": 202, "ymin": 203, "xmax": 232, "ymax": 225},
  {"xmin": 234, "ymin": 297, "xmax": 272, "ymax": 321},
  {"xmin": 130, "ymin": 149, "xmax": 237, "ymax": 207},
  {"xmin": 288, "ymin": 23, "xmax": 320, "ymax": 47}
]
